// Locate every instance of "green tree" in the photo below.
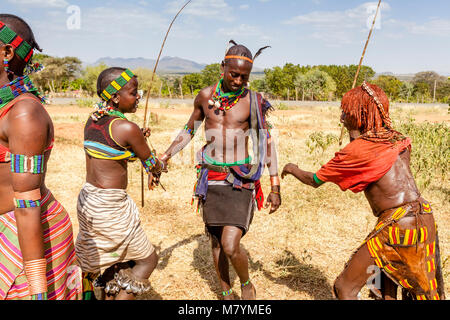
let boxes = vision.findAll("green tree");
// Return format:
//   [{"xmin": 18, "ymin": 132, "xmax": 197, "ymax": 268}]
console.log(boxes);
[
  {"xmin": 201, "ymin": 63, "xmax": 222, "ymax": 86},
  {"xmin": 79, "ymin": 63, "xmax": 108, "ymax": 95},
  {"xmin": 132, "ymin": 68, "xmax": 162, "ymax": 97},
  {"xmin": 295, "ymin": 69, "xmax": 336, "ymax": 101},
  {"xmin": 182, "ymin": 72, "xmax": 204, "ymax": 96},
  {"xmin": 372, "ymin": 75, "xmax": 403, "ymax": 101},
  {"xmin": 31, "ymin": 56, "xmax": 82, "ymax": 92},
  {"xmin": 399, "ymin": 81, "xmax": 414, "ymax": 103}
]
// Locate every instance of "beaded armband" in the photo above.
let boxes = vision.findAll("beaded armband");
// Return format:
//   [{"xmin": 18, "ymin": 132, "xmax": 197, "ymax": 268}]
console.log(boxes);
[
  {"xmin": 10, "ymin": 154, "xmax": 44, "ymax": 174},
  {"xmin": 183, "ymin": 125, "xmax": 196, "ymax": 137},
  {"xmin": 141, "ymin": 151, "xmax": 159, "ymax": 174},
  {"xmin": 14, "ymin": 199, "xmax": 41, "ymax": 208}
]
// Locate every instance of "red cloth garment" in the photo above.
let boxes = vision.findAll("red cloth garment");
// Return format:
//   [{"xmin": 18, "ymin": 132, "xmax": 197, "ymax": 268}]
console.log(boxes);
[{"xmin": 315, "ymin": 137, "xmax": 412, "ymax": 193}]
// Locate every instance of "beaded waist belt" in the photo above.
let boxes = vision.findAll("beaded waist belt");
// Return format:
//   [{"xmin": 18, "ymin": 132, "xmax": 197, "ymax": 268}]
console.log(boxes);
[{"xmin": 201, "ymin": 163, "xmax": 230, "ymax": 173}]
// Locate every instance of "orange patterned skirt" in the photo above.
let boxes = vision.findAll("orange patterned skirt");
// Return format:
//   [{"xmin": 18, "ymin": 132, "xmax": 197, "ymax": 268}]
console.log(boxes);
[{"xmin": 358, "ymin": 198, "xmax": 445, "ymax": 300}]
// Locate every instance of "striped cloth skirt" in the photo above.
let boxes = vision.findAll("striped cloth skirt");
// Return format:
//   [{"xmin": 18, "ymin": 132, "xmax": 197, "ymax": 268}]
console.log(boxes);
[
  {"xmin": 75, "ymin": 183, "xmax": 154, "ymax": 274},
  {"xmin": 0, "ymin": 191, "xmax": 83, "ymax": 300}
]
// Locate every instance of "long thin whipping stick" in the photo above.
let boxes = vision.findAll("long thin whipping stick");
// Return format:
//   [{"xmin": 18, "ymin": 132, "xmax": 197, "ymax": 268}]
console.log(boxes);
[
  {"xmin": 339, "ymin": 0, "xmax": 382, "ymax": 146},
  {"xmin": 141, "ymin": 0, "xmax": 192, "ymax": 207}
]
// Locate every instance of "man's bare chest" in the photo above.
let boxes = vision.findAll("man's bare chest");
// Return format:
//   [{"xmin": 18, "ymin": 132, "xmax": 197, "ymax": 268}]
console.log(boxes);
[{"xmin": 202, "ymin": 97, "xmax": 251, "ymax": 130}]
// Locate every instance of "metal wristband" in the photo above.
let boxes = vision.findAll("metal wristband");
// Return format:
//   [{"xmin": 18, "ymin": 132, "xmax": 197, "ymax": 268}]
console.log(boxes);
[
  {"xmin": 270, "ymin": 176, "xmax": 281, "ymax": 186},
  {"xmin": 23, "ymin": 259, "xmax": 47, "ymax": 295}
]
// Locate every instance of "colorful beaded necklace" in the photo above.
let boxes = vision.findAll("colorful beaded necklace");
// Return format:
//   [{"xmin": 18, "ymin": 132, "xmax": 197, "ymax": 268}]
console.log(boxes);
[
  {"xmin": 91, "ymin": 102, "xmax": 127, "ymax": 121},
  {"xmin": 0, "ymin": 75, "xmax": 44, "ymax": 110},
  {"xmin": 208, "ymin": 78, "xmax": 247, "ymax": 112}
]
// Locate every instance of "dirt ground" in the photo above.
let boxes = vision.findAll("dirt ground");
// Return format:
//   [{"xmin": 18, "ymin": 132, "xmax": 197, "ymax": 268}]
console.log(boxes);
[{"xmin": 44, "ymin": 102, "xmax": 449, "ymax": 300}]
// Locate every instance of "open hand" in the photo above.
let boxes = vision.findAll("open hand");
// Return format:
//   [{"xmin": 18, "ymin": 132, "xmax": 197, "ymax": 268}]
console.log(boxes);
[
  {"xmin": 281, "ymin": 163, "xmax": 298, "ymax": 179},
  {"xmin": 265, "ymin": 191, "xmax": 281, "ymax": 214}
]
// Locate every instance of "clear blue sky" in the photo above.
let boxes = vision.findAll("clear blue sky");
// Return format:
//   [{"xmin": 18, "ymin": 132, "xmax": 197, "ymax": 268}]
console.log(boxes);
[{"xmin": 1, "ymin": 0, "xmax": 449, "ymax": 74}]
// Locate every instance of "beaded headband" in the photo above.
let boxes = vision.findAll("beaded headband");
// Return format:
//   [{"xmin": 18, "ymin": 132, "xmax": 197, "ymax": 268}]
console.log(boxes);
[
  {"xmin": 224, "ymin": 55, "xmax": 253, "ymax": 64},
  {"xmin": 100, "ymin": 69, "xmax": 135, "ymax": 101},
  {"xmin": 0, "ymin": 21, "xmax": 34, "ymax": 63}
]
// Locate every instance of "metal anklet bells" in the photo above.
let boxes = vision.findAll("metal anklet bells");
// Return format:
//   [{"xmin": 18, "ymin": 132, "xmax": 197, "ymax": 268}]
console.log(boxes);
[{"xmin": 103, "ymin": 269, "xmax": 152, "ymax": 296}]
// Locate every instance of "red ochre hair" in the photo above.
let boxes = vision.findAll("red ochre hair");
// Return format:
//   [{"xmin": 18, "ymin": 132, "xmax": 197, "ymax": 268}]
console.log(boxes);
[{"xmin": 341, "ymin": 82, "xmax": 391, "ymax": 134}]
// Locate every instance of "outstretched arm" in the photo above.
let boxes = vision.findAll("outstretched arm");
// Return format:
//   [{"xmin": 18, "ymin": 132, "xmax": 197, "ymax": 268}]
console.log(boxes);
[
  {"xmin": 8, "ymin": 100, "xmax": 49, "ymax": 300},
  {"xmin": 160, "ymin": 91, "xmax": 205, "ymax": 164},
  {"xmin": 281, "ymin": 163, "xmax": 323, "ymax": 188}
]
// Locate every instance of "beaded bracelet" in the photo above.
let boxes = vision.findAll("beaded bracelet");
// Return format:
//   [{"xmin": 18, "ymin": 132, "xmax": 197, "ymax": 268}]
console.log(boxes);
[
  {"xmin": 23, "ymin": 259, "xmax": 47, "ymax": 296},
  {"xmin": 141, "ymin": 151, "xmax": 159, "ymax": 174},
  {"xmin": 183, "ymin": 125, "xmax": 195, "ymax": 137},
  {"xmin": 10, "ymin": 154, "xmax": 44, "ymax": 174}
]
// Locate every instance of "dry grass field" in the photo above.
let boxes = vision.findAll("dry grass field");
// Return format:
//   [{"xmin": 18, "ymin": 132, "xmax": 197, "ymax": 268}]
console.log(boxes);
[{"xmin": 44, "ymin": 101, "xmax": 449, "ymax": 300}]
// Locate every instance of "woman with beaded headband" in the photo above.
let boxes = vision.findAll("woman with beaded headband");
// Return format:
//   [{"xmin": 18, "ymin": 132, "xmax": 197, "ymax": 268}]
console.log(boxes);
[
  {"xmin": 76, "ymin": 67, "xmax": 165, "ymax": 300},
  {"xmin": 159, "ymin": 40, "xmax": 280, "ymax": 300},
  {"xmin": 0, "ymin": 14, "xmax": 82, "ymax": 300},
  {"xmin": 282, "ymin": 82, "xmax": 445, "ymax": 300}
]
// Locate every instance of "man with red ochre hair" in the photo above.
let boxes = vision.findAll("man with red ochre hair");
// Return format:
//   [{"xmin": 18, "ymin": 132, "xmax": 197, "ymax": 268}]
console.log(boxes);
[{"xmin": 282, "ymin": 82, "xmax": 445, "ymax": 300}]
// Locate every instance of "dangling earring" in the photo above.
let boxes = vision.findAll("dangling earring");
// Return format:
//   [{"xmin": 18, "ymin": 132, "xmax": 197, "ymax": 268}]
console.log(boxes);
[{"xmin": 3, "ymin": 59, "xmax": 9, "ymax": 74}]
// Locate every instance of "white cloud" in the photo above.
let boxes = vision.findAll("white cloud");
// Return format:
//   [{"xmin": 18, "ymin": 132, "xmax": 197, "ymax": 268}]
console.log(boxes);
[
  {"xmin": 409, "ymin": 18, "xmax": 450, "ymax": 36},
  {"xmin": 7, "ymin": 0, "xmax": 68, "ymax": 8},
  {"xmin": 166, "ymin": 0, "xmax": 233, "ymax": 22},
  {"xmin": 217, "ymin": 23, "xmax": 271, "ymax": 41},
  {"xmin": 81, "ymin": 7, "xmax": 168, "ymax": 37},
  {"xmin": 239, "ymin": 4, "xmax": 250, "ymax": 10},
  {"xmin": 283, "ymin": 2, "xmax": 391, "ymax": 46},
  {"xmin": 285, "ymin": 2, "xmax": 390, "ymax": 28}
]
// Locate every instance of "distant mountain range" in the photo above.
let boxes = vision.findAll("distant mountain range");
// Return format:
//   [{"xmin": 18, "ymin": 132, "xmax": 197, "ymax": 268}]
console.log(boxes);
[
  {"xmin": 375, "ymin": 72, "xmax": 450, "ymax": 81},
  {"xmin": 92, "ymin": 56, "xmax": 207, "ymax": 74},
  {"xmin": 91, "ymin": 56, "xmax": 265, "ymax": 74},
  {"xmin": 91, "ymin": 57, "xmax": 448, "ymax": 77}
]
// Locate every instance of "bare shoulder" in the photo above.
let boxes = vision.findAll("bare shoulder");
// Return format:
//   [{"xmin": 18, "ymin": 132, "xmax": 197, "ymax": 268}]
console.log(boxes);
[
  {"xmin": 195, "ymin": 86, "xmax": 215, "ymax": 106},
  {"xmin": 8, "ymin": 95, "xmax": 50, "ymax": 129},
  {"xmin": 9, "ymin": 95, "xmax": 45, "ymax": 118},
  {"xmin": 112, "ymin": 118, "xmax": 141, "ymax": 136}
]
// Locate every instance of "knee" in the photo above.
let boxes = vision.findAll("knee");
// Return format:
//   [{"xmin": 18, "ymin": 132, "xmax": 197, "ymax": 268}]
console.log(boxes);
[
  {"xmin": 333, "ymin": 276, "xmax": 359, "ymax": 300},
  {"xmin": 221, "ymin": 242, "xmax": 240, "ymax": 259}
]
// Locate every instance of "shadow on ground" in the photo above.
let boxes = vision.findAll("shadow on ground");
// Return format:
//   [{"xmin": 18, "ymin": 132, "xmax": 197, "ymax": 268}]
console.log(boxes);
[{"xmin": 190, "ymin": 234, "xmax": 334, "ymax": 300}]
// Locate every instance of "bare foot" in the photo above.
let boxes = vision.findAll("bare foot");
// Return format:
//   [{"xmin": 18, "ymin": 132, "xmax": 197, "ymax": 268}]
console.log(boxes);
[{"xmin": 241, "ymin": 282, "xmax": 256, "ymax": 300}]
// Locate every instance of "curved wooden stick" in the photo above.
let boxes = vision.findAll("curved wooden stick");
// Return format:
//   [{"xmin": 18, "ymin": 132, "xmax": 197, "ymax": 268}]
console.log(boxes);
[
  {"xmin": 339, "ymin": 0, "xmax": 382, "ymax": 146},
  {"xmin": 141, "ymin": 0, "xmax": 192, "ymax": 207}
]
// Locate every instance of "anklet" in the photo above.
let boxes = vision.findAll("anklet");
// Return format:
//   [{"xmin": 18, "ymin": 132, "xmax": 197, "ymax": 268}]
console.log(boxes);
[
  {"xmin": 222, "ymin": 288, "xmax": 233, "ymax": 297},
  {"xmin": 241, "ymin": 280, "xmax": 251, "ymax": 288}
]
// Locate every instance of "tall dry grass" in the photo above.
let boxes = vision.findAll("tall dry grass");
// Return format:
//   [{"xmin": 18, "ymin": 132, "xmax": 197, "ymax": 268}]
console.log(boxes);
[{"xmin": 44, "ymin": 102, "xmax": 449, "ymax": 300}]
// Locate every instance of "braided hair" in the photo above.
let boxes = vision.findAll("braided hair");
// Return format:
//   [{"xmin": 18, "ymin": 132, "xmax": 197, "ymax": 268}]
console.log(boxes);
[
  {"xmin": 341, "ymin": 82, "xmax": 391, "ymax": 134},
  {"xmin": 223, "ymin": 40, "xmax": 271, "ymax": 65}
]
